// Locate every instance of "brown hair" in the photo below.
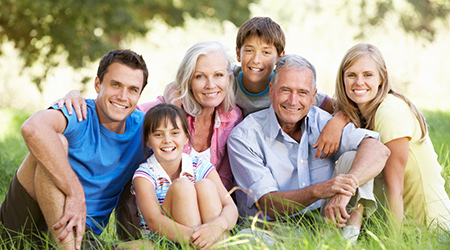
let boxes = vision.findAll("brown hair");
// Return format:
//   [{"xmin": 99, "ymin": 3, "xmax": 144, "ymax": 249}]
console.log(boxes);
[
  {"xmin": 97, "ymin": 49, "xmax": 149, "ymax": 92},
  {"xmin": 142, "ymin": 103, "xmax": 191, "ymax": 154},
  {"xmin": 236, "ymin": 17, "xmax": 285, "ymax": 56}
]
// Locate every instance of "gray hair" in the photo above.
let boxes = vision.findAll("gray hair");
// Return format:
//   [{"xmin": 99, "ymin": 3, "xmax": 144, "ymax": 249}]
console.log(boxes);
[
  {"xmin": 167, "ymin": 41, "xmax": 235, "ymax": 117},
  {"xmin": 272, "ymin": 54, "xmax": 317, "ymax": 90}
]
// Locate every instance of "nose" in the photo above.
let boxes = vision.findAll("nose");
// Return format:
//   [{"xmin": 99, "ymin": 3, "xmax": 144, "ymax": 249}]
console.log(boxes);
[
  {"xmin": 162, "ymin": 134, "xmax": 170, "ymax": 143},
  {"xmin": 252, "ymin": 52, "xmax": 262, "ymax": 64},
  {"xmin": 288, "ymin": 92, "xmax": 298, "ymax": 104},
  {"xmin": 355, "ymin": 75, "xmax": 364, "ymax": 85},
  {"xmin": 117, "ymin": 87, "xmax": 128, "ymax": 100},
  {"xmin": 205, "ymin": 77, "xmax": 217, "ymax": 89}
]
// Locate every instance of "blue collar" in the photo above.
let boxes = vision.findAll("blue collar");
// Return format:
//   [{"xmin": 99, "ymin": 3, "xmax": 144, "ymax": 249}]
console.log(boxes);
[{"xmin": 238, "ymin": 71, "xmax": 273, "ymax": 97}]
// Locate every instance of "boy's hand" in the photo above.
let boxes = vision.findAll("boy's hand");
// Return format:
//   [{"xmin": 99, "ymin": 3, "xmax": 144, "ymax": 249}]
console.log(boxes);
[{"xmin": 313, "ymin": 111, "xmax": 349, "ymax": 159}]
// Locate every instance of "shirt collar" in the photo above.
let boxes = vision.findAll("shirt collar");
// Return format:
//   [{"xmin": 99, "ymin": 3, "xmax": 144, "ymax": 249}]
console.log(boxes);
[
  {"xmin": 267, "ymin": 104, "xmax": 309, "ymax": 141},
  {"xmin": 146, "ymin": 153, "xmax": 194, "ymax": 183}
]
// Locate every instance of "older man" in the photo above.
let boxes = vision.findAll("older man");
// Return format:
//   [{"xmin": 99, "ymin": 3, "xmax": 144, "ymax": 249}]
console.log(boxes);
[{"xmin": 228, "ymin": 54, "xmax": 390, "ymax": 233}]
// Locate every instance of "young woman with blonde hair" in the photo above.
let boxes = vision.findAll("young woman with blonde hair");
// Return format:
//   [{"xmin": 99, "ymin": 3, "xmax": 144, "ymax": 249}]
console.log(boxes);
[{"xmin": 334, "ymin": 43, "xmax": 450, "ymax": 229}]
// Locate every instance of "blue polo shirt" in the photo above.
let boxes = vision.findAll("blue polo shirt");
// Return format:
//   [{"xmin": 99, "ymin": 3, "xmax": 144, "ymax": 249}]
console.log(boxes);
[{"xmin": 53, "ymin": 99, "xmax": 145, "ymax": 234}]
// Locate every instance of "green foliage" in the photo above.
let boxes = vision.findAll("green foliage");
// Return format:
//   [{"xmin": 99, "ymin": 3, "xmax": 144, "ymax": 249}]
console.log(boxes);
[
  {"xmin": 344, "ymin": 0, "xmax": 450, "ymax": 41},
  {"xmin": 0, "ymin": 0, "xmax": 255, "ymax": 90}
]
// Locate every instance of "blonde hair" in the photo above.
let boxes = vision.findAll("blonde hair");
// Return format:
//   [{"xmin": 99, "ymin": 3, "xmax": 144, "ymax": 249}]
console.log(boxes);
[
  {"xmin": 334, "ymin": 43, "xmax": 428, "ymax": 142},
  {"xmin": 166, "ymin": 41, "xmax": 235, "ymax": 117}
]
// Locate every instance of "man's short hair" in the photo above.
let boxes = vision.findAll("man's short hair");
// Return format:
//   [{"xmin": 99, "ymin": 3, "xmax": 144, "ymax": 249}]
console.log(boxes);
[
  {"xmin": 236, "ymin": 17, "xmax": 286, "ymax": 56},
  {"xmin": 97, "ymin": 49, "xmax": 149, "ymax": 92},
  {"xmin": 272, "ymin": 54, "xmax": 317, "ymax": 90}
]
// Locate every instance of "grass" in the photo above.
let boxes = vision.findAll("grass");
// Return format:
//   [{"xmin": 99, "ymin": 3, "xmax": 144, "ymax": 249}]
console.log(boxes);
[{"xmin": 0, "ymin": 107, "xmax": 449, "ymax": 249}]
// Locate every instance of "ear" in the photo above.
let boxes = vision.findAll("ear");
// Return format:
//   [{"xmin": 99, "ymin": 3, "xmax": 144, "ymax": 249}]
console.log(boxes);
[
  {"xmin": 94, "ymin": 77, "xmax": 101, "ymax": 94},
  {"xmin": 310, "ymin": 89, "xmax": 318, "ymax": 108},
  {"xmin": 269, "ymin": 82, "xmax": 274, "ymax": 102},
  {"xmin": 236, "ymin": 46, "xmax": 241, "ymax": 62},
  {"xmin": 279, "ymin": 50, "xmax": 285, "ymax": 57}
]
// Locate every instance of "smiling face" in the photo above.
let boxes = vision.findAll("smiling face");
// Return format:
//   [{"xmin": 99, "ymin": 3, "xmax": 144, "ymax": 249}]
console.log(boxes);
[
  {"xmin": 270, "ymin": 67, "xmax": 316, "ymax": 131},
  {"xmin": 95, "ymin": 62, "xmax": 143, "ymax": 133},
  {"xmin": 190, "ymin": 51, "xmax": 229, "ymax": 111},
  {"xmin": 146, "ymin": 117, "xmax": 189, "ymax": 168},
  {"xmin": 237, "ymin": 36, "xmax": 284, "ymax": 93},
  {"xmin": 343, "ymin": 55, "xmax": 382, "ymax": 114}
]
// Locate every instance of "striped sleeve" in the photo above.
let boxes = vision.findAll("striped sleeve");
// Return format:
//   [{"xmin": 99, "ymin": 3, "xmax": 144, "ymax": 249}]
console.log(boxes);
[
  {"xmin": 193, "ymin": 157, "xmax": 216, "ymax": 181},
  {"xmin": 133, "ymin": 163, "xmax": 157, "ymax": 188}
]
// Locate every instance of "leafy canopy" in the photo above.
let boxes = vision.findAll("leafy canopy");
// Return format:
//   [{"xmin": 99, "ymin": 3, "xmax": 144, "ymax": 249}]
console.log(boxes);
[{"xmin": 0, "ymin": 0, "xmax": 256, "ymax": 89}]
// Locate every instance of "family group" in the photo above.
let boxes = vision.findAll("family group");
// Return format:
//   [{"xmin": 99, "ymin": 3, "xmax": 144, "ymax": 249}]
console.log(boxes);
[{"xmin": 1, "ymin": 17, "xmax": 449, "ymax": 249}]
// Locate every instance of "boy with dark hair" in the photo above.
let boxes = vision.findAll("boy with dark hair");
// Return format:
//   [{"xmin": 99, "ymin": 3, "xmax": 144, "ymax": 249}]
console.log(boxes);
[{"xmin": 233, "ymin": 16, "xmax": 334, "ymax": 116}]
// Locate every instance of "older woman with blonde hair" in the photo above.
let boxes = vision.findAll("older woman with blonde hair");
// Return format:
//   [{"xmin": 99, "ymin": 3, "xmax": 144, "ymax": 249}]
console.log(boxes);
[
  {"xmin": 334, "ymin": 43, "xmax": 450, "ymax": 229},
  {"xmin": 138, "ymin": 41, "xmax": 242, "ymax": 191}
]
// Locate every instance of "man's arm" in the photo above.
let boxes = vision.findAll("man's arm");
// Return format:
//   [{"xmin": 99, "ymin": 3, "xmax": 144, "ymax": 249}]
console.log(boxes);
[
  {"xmin": 258, "ymin": 173, "xmax": 359, "ymax": 219},
  {"xmin": 324, "ymin": 137, "xmax": 390, "ymax": 226},
  {"xmin": 21, "ymin": 109, "xmax": 86, "ymax": 248},
  {"xmin": 347, "ymin": 137, "xmax": 390, "ymax": 185}
]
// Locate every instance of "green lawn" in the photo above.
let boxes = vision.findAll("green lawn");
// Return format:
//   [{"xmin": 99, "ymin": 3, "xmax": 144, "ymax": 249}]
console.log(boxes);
[{"xmin": 1, "ymin": 108, "xmax": 449, "ymax": 249}]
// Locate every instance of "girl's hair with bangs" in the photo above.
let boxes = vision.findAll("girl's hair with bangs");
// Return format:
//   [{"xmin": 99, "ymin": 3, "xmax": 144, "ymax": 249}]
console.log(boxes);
[
  {"xmin": 164, "ymin": 41, "xmax": 235, "ymax": 117},
  {"xmin": 142, "ymin": 103, "xmax": 191, "ymax": 155},
  {"xmin": 334, "ymin": 43, "xmax": 428, "ymax": 142}
]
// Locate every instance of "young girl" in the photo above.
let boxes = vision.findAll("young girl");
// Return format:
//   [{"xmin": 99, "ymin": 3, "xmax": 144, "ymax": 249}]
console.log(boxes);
[
  {"xmin": 334, "ymin": 43, "xmax": 450, "ymax": 229},
  {"xmin": 128, "ymin": 103, "xmax": 238, "ymax": 248}
]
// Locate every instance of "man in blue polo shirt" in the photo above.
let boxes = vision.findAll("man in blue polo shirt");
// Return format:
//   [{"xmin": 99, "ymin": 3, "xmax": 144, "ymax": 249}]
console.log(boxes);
[{"xmin": 0, "ymin": 49, "xmax": 148, "ymax": 249}]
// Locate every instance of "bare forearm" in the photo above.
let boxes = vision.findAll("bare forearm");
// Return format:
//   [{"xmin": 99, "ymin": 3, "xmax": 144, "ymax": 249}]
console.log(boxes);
[
  {"xmin": 387, "ymin": 191, "xmax": 404, "ymax": 227},
  {"xmin": 21, "ymin": 111, "xmax": 83, "ymax": 196},
  {"xmin": 259, "ymin": 186, "xmax": 318, "ymax": 219},
  {"xmin": 147, "ymin": 215, "xmax": 194, "ymax": 243},
  {"xmin": 206, "ymin": 203, "xmax": 238, "ymax": 232},
  {"xmin": 349, "ymin": 138, "xmax": 390, "ymax": 185}
]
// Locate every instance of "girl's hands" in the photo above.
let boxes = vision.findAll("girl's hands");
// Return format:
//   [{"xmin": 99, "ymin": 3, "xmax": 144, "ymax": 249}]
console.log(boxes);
[{"xmin": 190, "ymin": 224, "xmax": 225, "ymax": 249}]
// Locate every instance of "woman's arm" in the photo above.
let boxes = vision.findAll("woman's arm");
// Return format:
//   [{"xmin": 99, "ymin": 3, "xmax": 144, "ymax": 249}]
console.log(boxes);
[
  {"xmin": 191, "ymin": 170, "xmax": 238, "ymax": 248},
  {"xmin": 383, "ymin": 137, "xmax": 409, "ymax": 228},
  {"xmin": 134, "ymin": 177, "xmax": 194, "ymax": 243}
]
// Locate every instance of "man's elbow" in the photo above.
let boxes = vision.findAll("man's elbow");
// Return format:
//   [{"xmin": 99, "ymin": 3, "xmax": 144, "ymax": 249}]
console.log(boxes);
[
  {"xmin": 376, "ymin": 140, "xmax": 391, "ymax": 161},
  {"xmin": 21, "ymin": 115, "xmax": 40, "ymax": 141},
  {"xmin": 364, "ymin": 138, "xmax": 391, "ymax": 159}
]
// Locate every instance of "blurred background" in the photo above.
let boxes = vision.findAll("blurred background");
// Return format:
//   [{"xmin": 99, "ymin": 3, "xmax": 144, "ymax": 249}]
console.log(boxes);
[{"xmin": 1, "ymin": 0, "xmax": 449, "ymax": 113}]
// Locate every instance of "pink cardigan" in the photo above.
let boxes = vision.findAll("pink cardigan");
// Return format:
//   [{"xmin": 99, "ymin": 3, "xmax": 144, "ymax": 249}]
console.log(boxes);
[{"xmin": 138, "ymin": 96, "xmax": 243, "ymax": 191}]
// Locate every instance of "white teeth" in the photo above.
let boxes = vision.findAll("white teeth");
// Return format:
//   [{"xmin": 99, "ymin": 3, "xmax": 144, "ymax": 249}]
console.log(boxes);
[
  {"xmin": 354, "ymin": 90, "xmax": 367, "ymax": 94},
  {"xmin": 204, "ymin": 92, "xmax": 218, "ymax": 97},
  {"xmin": 112, "ymin": 103, "xmax": 126, "ymax": 109},
  {"xmin": 161, "ymin": 147, "xmax": 175, "ymax": 152},
  {"xmin": 285, "ymin": 107, "xmax": 300, "ymax": 112},
  {"xmin": 250, "ymin": 67, "xmax": 262, "ymax": 72}
]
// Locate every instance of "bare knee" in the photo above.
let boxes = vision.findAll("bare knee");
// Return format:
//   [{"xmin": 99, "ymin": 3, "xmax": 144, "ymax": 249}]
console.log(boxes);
[
  {"xmin": 168, "ymin": 178, "xmax": 196, "ymax": 198},
  {"xmin": 195, "ymin": 178, "xmax": 217, "ymax": 196}
]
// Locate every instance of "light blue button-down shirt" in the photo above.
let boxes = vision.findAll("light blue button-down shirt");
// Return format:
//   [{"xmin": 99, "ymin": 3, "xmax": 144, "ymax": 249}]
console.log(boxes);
[{"xmin": 227, "ymin": 105, "xmax": 379, "ymax": 219}]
